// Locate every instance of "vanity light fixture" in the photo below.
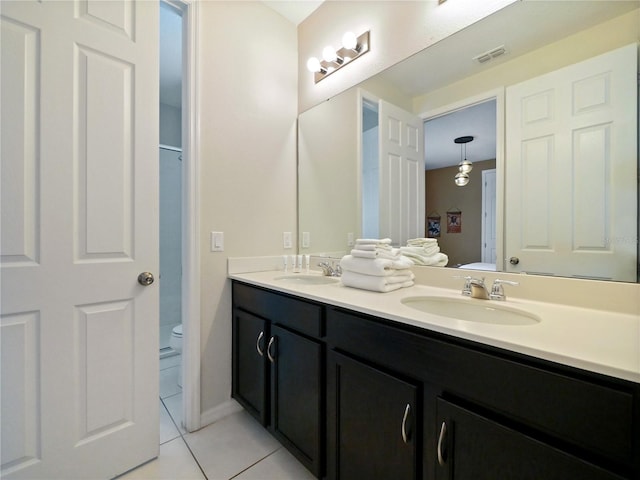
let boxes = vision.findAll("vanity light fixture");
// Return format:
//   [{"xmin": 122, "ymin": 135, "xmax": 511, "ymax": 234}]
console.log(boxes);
[
  {"xmin": 306, "ymin": 30, "xmax": 370, "ymax": 83},
  {"xmin": 454, "ymin": 136, "xmax": 474, "ymax": 187}
]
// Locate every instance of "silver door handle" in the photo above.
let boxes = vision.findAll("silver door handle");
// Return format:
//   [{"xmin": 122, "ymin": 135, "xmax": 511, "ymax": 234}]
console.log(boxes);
[
  {"xmin": 437, "ymin": 421, "xmax": 447, "ymax": 466},
  {"xmin": 267, "ymin": 336, "xmax": 275, "ymax": 363},
  {"xmin": 401, "ymin": 403, "xmax": 411, "ymax": 444},
  {"xmin": 137, "ymin": 272, "xmax": 155, "ymax": 286},
  {"xmin": 256, "ymin": 331, "xmax": 264, "ymax": 356}
]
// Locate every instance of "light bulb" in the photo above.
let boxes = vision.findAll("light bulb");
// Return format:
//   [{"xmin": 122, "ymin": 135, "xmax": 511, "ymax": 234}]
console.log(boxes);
[
  {"xmin": 342, "ymin": 31, "xmax": 358, "ymax": 50},
  {"xmin": 322, "ymin": 46, "xmax": 337, "ymax": 63},
  {"xmin": 458, "ymin": 159, "xmax": 473, "ymax": 174},
  {"xmin": 454, "ymin": 172, "xmax": 469, "ymax": 186},
  {"xmin": 306, "ymin": 57, "xmax": 321, "ymax": 73}
]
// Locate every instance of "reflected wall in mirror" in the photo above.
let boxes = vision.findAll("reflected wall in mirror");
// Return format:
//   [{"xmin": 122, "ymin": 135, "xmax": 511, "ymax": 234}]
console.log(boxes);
[{"xmin": 298, "ymin": 1, "xmax": 639, "ymax": 282}]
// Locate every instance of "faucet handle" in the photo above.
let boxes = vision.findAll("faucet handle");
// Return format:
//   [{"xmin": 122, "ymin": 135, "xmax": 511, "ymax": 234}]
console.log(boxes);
[
  {"xmin": 453, "ymin": 275, "xmax": 472, "ymax": 296},
  {"xmin": 490, "ymin": 279, "xmax": 519, "ymax": 301}
]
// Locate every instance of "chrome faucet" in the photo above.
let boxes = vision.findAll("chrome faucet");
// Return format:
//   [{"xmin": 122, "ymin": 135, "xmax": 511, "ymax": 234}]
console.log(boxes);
[
  {"xmin": 318, "ymin": 261, "xmax": 342, "ymax": 277},
  {"xmin": 469, "ymin": 277, "xmax": 490, "ymax": 300},
  {"xmin": 489, "ymin": 279, "xmax": 519, "ymax": 301}
]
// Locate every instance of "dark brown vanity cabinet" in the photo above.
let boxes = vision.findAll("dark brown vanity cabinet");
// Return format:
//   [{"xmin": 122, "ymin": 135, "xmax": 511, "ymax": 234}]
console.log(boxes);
[
  {"xmin": 326, "ymin": 306, "xmax": 640, "ymax": 480},
  {"xmin": 232, "ymin": 282, "xmax": 324, "ymax": 477},
  {"xmin": 232, "ymin": 282, "xmax": 639, "ymax": 480}
]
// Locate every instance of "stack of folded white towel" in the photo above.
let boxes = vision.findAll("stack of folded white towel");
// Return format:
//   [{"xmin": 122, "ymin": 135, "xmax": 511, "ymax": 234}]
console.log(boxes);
[
  {"xmin": 339, "ymin": 238, "xmax": 415, "ymax": 293},
  {"xmin": 400, "ymin": 238, "xmax": 449, "ymax": 267}
]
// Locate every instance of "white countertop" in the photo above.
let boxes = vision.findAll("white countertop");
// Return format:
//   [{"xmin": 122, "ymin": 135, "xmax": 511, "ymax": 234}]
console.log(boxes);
[{"xmin": 229, "ymin": 270, "xmax": 640, "ymax": 383}]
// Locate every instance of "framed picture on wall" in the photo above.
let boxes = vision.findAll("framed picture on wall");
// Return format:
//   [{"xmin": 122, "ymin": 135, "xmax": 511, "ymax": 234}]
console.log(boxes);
[
  {"xmin": 447, "ymin": 210, "xmax": 462, "ymax": 233},
  {"xmin": 427, "ymin": 213, "xmax": 441, "ymax": 238}
]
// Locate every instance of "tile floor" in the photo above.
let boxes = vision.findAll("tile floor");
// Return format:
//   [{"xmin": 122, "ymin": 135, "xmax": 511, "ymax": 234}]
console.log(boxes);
[{"xmin": 117, "ymin": 355, "xmax": 315, "ymax": 480}]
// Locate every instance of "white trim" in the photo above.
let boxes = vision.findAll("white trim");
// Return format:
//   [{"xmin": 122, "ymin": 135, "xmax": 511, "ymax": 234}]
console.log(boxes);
[
  {"xmin": 419, "ymin": 88, "xmax": 505, "ymax": 272},
  {"xmin": 356, "ymin": 88, "xmax": 381, "ymax": 239},
  {"xmin": 200, "ymin": 399, "xmax": 244, "ymax": 428},
  {"xmin": 481, "ymin": 168, "xmax": 497, "ymax": 264},
  {"xmin": 182, "ymin": 0, "xmax": 201, "ymax": 433}
]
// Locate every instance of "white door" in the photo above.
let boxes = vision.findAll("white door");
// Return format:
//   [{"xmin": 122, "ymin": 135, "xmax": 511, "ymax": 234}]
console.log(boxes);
[
  {"xmin": 482, "ymin": 169, "xmax": 497, "ymax": 264},
  {"xmin": 1, "ymin": 1, "xmax": 159, "ymax": 479},
  {"xmin": 378, "ymin": 100, "xmax": 425, "ymax": 246},
  {"xmin": 505, "ymin": 44, "xmax": 637, "ymax": 281}
]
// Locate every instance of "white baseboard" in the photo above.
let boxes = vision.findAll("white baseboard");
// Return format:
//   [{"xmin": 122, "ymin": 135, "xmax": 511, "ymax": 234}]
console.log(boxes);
[{"xmin": 199, "ymin": 399, "xmax": 244, "ymax": 429}]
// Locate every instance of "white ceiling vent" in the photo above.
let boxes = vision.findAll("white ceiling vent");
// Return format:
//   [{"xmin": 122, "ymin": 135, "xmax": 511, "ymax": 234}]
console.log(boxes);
[{"xmin": 473, "ymin": 45, "xmax": 507, "ymax": 64}]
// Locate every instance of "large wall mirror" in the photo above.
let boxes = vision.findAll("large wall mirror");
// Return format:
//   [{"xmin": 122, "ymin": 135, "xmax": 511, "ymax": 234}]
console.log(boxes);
[{"xmin": 298, "ymin": 0, "xmax": 639, "ymax": 283}]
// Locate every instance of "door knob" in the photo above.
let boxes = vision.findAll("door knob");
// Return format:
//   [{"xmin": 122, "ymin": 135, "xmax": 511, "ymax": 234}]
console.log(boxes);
[
  {"xmin": 509, "ymin": 257, "xmax": 520, "ymax": 265},
  {"xmin": 137, "ymin": 272, "xmax": 155, "ymax": 286}
]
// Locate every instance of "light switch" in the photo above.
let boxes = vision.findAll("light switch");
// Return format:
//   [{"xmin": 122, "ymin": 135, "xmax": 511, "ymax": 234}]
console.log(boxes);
[
  {"xmin": 283, "ymin": 232, "xmax": 293, "ymax": 249},
  {"xmin": 302, "ymin": 231, "xmax": 311, "ymax": 248},
  {"xmin": 211, "ymin": 231, "xmax": 224, "ymax": 252}
]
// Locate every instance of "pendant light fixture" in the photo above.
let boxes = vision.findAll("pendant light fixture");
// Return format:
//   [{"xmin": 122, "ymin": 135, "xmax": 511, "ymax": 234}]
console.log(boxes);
[{"xmin": 454, "ymin": 136, "xmax": 474, "ymax": 187}]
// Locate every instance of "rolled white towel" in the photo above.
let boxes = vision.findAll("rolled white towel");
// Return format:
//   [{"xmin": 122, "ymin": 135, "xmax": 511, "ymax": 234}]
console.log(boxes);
[
  {"xmin": 354, "ymin": 244, "xmax": 377, "ymax": 251},
  {"xmin": 401, "ymin": 251, "xmax": 448, "ymax": 267},
  {"xmin": 351, "ymin": 249, "xmax": 377, "ymax": 259},
  {"xmin": 401, "ymin": 245, "xmax": 440, "ymax": 256},
  {"xmin": 407, "ymin": 237, "xmax": 438, "ymax": 246},
  {"xmin": 340, "ymin": 255, "xmax": 414, "ymax": 276},
  {"xmin": 341, "ymin": 270, "xmax": 415, "ymax": 293},
  {"xmin": 355, "ymin": 238, "xmax": 392, "ymax": 248},
  {"xmin": 352, "ymin": 247, "xmax": 402, "ymax": 260}
]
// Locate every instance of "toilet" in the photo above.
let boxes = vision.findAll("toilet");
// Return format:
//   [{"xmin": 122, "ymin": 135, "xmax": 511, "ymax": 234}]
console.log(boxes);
[
  {"xmin": 169, "ymin": 324, "xmax": 182, "ymax": 354},
  {"xmin": 169, "ymin": 324, "xmax": 182, "ymax": 387}
]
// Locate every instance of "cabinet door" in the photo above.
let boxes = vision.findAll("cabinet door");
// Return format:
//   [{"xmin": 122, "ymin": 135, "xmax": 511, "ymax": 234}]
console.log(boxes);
[
  {"xmin": 327, "ymin": 350, "xmax": 419, "ymax": 480},
  {"xmin": 270, "ymin": 324, "xmax": 323, "ymax": 477},
  {"xmin": 232, "ymin": 309, "xmax": 268, "ymax": 425},
  {"xmin": 435, "ymin": 398, "xmax": 625, "ymax": 480}
]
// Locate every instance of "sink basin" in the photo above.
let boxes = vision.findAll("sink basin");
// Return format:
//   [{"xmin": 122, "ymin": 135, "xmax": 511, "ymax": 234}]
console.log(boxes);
[
  {"xmin": 401, "ymin": 296, "xmax": 540, "ymax": 326},
  {"xmin": 274, "ymin": 274, "xmax": 340, "ymax": 285}
]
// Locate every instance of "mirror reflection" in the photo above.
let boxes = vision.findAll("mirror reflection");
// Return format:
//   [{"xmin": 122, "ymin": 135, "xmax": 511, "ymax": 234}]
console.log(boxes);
[{"xmin": 298, "ymin": 1, "xmax": 639, "ymax": 282}]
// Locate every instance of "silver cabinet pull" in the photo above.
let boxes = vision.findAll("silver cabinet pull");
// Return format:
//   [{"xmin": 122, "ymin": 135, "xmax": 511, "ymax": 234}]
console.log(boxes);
[
  {"xmin": 437, "ymin": 421, "xmax": 447, "ymax": 466},
  {"xmin": 267, "ymin": 336, "xmax": 275, "ymax": 363},
  {"xmin": 256, "ymin": 331, "xmax": 264, "ymax": 356},
  {"xmin": 401, "ymin": 403, "xmax": 411, "ymax": 444}
]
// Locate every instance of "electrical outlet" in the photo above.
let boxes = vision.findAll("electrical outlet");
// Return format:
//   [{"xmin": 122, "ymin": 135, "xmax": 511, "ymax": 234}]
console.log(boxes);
[
  {"xmin": 211, "ymin": 231, "xmax": 224, "ymax": 252},
  {"xmin": 347, "ymin": 232, "xmax": 354, "ymax": 246},
  {"xmin": 302, "ymin": 231, "xmax": 310, "ymax": 248},
  {"xmin": 283, "ymin": 231, "xmax": 293, "ymax": 249}
]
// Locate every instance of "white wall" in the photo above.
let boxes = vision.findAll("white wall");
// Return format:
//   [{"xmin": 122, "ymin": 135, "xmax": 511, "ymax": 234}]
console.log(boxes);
[{"xmin": 198, "ymin": 1, "xmax": 297, "ymax": 414}]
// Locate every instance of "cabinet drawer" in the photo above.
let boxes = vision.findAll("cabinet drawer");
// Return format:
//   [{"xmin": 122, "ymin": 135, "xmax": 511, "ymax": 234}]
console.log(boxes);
[
  {"xmin": 327, "ymin": 307, "xmax": 637, "ymax": 468},
  {"xmin": 233, "ymin": 282, "xmax": 323, "ymax": 337}
]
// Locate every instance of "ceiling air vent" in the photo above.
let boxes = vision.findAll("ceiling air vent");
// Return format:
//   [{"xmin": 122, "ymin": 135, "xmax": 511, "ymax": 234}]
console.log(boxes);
[{"xmin": 473, "ymin": 45, "xmax": 507, "ymax": 64}]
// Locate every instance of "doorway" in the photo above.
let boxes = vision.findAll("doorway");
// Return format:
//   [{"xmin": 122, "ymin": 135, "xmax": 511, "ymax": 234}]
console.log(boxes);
[
  {"xmin": 422, "ymin": 91, "xmax": 503, "ymax": 269},
  {"xmin": 159, "ymin": 0, "xmax": 201, "ymax": 435}
]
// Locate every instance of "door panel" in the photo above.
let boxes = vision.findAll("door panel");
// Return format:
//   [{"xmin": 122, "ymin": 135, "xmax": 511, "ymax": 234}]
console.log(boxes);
[
  {"xmin": 505, "ymin": 44, "xmax": 637, "ymax": 281},
  {"xmin": 232, "ymin": 310, "xmax": 268, "ymax": 425},
  {"xmin": 327, "ymin": 350, "xmax": 419, "ymax": 480},
  {"xmin": 270, "ymin": 325, "xmax": 322, "ymax": 476},
  {"xmin": 379, "ymin": 100, "xmax": 425, "ymax": 246},
  {"xmin": 0, "ymin": 1, "xmax": 159, "ymax": 478},
  {"xmin": 435, "ymin": 398, "xmax": 624, "ymax": 480}
]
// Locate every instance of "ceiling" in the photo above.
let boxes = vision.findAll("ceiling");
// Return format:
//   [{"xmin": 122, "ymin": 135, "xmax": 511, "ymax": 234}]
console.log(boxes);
[
  {"xmin": 262, "ymin": 0, "xmax": 324, "ymax": 25},
  {"xmin": 424, "ymin": 100, "xmax": 496, "ymax": 170}
]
